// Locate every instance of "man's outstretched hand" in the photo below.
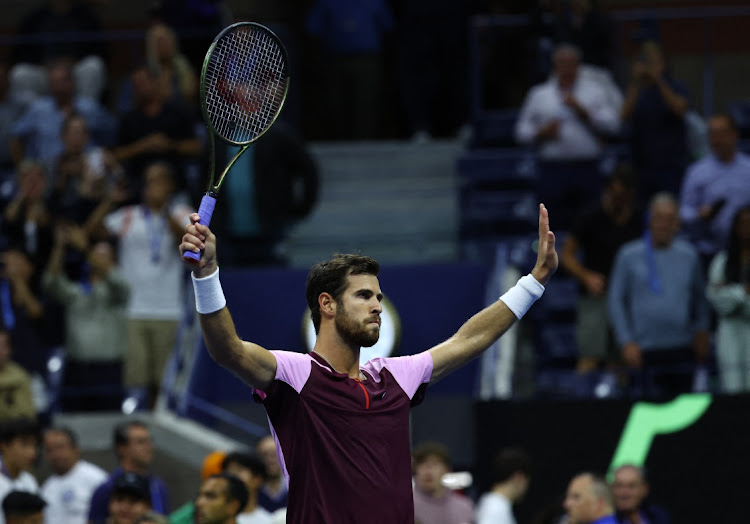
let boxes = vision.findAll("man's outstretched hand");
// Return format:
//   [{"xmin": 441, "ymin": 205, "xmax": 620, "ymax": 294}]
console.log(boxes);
[
  {"xmin": 180, "ymin": 213, "xmax": 218, "ymax": 277},
  {"xmin": 531, "ymin": 203, "xmax": 558, "ymax": 286}
]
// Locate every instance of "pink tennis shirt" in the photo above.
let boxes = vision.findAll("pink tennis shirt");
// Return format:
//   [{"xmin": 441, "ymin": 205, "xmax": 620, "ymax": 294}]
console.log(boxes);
[{"xmin": 254, "ymin": 350, "xmax": 434, "ymax": 523}]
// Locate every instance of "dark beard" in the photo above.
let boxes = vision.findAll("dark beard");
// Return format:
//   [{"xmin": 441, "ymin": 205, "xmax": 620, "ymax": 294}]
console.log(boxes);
[{"xmin": 335, "ymin": 305, "xmax": 379, "ymax": 348}]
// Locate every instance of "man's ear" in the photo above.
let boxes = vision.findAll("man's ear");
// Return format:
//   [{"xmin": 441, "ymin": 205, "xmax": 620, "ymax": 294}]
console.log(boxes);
[{"xmin": 319, "ymin": 293, "xmax": 335, "ymax": 319}]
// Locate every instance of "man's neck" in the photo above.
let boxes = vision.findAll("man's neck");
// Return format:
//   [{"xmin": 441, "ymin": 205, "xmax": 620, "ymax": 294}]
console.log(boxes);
[
  {"xmin": 716, "ymin": 150, "xmax": 737, "ymax": 165},
  {"xmin": 242, "ymin": 492, "xmax": 259, "ymax": 515},
  {"xmin": 120, "ymin": 460, "xmax": 148, "ymax": 476},
  {"xmin": 312, "ymin": 332, "xmax": 361, "ymax": 379},
  {"xmin": 265, "ymin": 475, "xmax": 284, "ymax": 495},
  {"xmin": 492, "ymin": 482, "xmax": 515, "ymax": 502},
  {"xmin": 2, "ymin": 459, "xmax": 21, "ymax": 479}
]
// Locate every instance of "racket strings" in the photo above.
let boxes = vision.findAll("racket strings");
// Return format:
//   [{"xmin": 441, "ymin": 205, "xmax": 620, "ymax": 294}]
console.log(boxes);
[{"xmin": 204, "ymin": 26, "xmax": 288, "ymax": 144}]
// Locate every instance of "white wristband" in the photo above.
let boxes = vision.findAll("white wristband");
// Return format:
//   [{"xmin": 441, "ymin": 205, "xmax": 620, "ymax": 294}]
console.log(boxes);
[
  {"xmin": 192, "ymin": 268, "xmax": 227, "ymax": 315},
  {"xmin": 499, "ymin": 274, "xmax": 545, "ymax": 319}
]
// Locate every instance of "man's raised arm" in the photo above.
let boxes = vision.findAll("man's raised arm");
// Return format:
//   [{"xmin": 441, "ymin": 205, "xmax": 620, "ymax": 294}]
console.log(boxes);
[
  {"xmin": 180, "ymin": 213, "xmax": 277, "ymax": 390},
  {"xmin": 429, "ymin": 204, "xmax": 558, "ymax": 383}
]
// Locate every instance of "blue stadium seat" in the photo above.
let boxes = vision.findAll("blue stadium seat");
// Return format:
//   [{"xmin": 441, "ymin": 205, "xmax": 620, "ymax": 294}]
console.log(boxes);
[{"xmin": 535, "ymin": 322, "xmax": 578, "ymax": 366}]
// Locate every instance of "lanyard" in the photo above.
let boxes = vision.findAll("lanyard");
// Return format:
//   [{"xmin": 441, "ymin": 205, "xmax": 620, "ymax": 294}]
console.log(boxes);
[{"xmin": 142, "ymin": 206, "xmax": 165, "ymax": 264}]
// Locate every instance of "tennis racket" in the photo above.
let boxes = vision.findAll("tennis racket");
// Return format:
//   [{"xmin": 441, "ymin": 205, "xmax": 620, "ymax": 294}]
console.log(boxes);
[{"xmin": 183, "ymin": 21, "xmax": 290, "ymax": 262}]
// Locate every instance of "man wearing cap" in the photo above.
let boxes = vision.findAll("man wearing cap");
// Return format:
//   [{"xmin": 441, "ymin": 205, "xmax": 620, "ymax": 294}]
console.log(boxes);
[
  {"xmin": 2, "ymin": 491, "xmax": 45, "ymax": 524},
  {"xmin": 107, "ymin": 473, "xmax": 153, "ymax": 524}
]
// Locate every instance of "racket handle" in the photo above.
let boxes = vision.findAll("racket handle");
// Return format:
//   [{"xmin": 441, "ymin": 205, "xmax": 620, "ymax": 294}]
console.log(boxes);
[{"xmin": 183, "ymin": 193, "xmax": 217, "ymax": 263}]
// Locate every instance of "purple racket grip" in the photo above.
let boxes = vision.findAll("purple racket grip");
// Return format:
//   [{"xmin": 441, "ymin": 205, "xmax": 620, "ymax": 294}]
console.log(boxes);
[{"xmin": 183, "ymin": 193, "xmax": 217, "ymax": 263}]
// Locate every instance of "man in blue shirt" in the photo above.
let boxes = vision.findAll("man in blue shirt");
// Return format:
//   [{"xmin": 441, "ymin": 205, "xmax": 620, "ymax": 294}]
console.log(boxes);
[{"xmin": 564, "ymin": 473, "xmax": 618, "ymax": 524}]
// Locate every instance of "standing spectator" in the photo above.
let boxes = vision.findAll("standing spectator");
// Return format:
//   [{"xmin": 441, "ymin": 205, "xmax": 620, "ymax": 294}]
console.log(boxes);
[
  {"xmin": 621, "ymin": 41, "xmax": 690, "ymax": 202},
  {"xmin": 40, "ymin": 426, "xmax": 107, "ymax": 524},
  {"xmin": 255, "ymin": 436, "xmax": 286, "ymax": 513},
  {"xmin": 87, "ymin": 421, "xmax": 169, "ymax": 524},
  {"xmin": 679, "ymin": 114, "xmax": 750, "ymax": 271},
  {"xmin": 515, "ymin": 44, "xmax": 620, "ymax": 228},
  {"xmin": 10, "ymin": 61, "xmax": 115, "ymax": 173},
  {"xmin": 564, "ymin": 473, "xmax": 617, "ymax": 524},
  {"xmin": 2, "ymin": 491, "xmax": 45, "ymax": 524},
  {"xmin": 0, "ymin": 331, "xmax": 35, "ymax": 423},
  {"xmin": 0, "ymin": 419, "xmax": 39, "ymax": 524},
  {"xmin": 145, "ymin": 24, "xmax": 198, "ymax": 110},
  {"xmin": 608, "ymin": 193, "xmax": 711, "ymax": 398},
  {"xmin": 706, "ymin": 205, "xmax": 750, "ymax": 393},
  {"xmin": 305, "ymin": 0, "xmax": 394, "ymax": 140},
  {"xmin": 112, "ymin": 65, "xmax": 201, "ymax": 196},
  {"xmin": 194, "ymin": 474, "xmax": 248, "ymax": 524},
  {"xmin": 42, "ymin": 225, "xmax": 129, "ymax": 411},
  {"xmin": 560, "ymin": 166, "xmax": 642, "ymax": 373},
  {"xmin": 88, "ymin": 162, "xmax": 191, "ymax": 409},
  {"xmin": 412, "ymin": 442, "xmax": 475, "ymax": 524},
  {"xmin": 221, "ymin": 452, "xmax": 271, "ymax": 524},
  {"xmin": 107, "ymin": 473, "xmax": 154, "ymax": 524},
  {"xmin": 476, "ymin": 447, "xmax": 532, "ymax": 524},
  {"xmin": 611, "ymin": 464, "xmax": 671, "ymax": 524}
]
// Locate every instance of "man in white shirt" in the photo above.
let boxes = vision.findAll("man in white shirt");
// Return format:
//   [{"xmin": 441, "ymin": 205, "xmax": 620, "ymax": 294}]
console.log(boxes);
[
  {"xmin": 476, "ymin": 447, "xmax": 532, "ymax": 524},
  {"xmin": 40, "ymin": 426, "xmax": 107, "ymax": 524},
  {"xmin": 0, "ymin": 420, "xmax": 39, "ymax": 524},
  {"xmin": 221, "ymin": 453, "xmax": 271, "ymax": 524}
]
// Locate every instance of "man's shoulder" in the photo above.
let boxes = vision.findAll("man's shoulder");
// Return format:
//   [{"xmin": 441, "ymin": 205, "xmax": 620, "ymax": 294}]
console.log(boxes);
[
  {"xmin": 684, "ymin": 155, "xmax": 716, "ymax": 180},
  {"xmin": 617, "ymin": 238, "xmax": 645, "ymax": 259}
]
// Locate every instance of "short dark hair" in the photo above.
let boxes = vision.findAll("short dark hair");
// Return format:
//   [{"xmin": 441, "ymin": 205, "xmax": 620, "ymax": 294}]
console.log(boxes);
[
  {"xmin": 211, "ymin": 473, "xmax": 249, "ymax": 517},
  {"xmin": 222, "ymin": 452, "xmax": 267, "ymax": 480},
  {"xmin": 44, "ymin": 426, "xmax": 79, "ymax": 448},
  {"xmin": 412, "ymin": 442, "xmax": 451, "ymax": 468},
  {"xmin": 0, "ymin": 419, "xmax": 39, "ymax": 445},
  {"xmin": 2, "ymin": 491, "xmax": 46, "ymax": 517},
  {"xmin": 113, "ymin": 420, "xmax": 149, "ymax": 456},
  {"xmin": 490, "ymin": 447, "xmax": 532, "ymax": 484},
  {"xmin": 305, "ymin": 254, "xmax": 380, "ymax": 333}
]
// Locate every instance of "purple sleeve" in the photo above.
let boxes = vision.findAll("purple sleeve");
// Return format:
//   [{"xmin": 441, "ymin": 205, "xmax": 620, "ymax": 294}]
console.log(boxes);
[
  {"xmin": 254, "ymin": 351, "xmax": 313, "ymax": 400},
  {"xmin": 87, "ymin": 480, "xmax": 111, "ymax": 524},
  {"xmin": 364, "ymin": 352, "xmax": 433, "ymax": 400}
]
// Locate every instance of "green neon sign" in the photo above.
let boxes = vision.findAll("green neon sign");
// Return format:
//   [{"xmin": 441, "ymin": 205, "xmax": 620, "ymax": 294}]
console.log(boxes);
[{"xmin": 607, "ymin": 394, "xmax": 712, "ymax": 480}]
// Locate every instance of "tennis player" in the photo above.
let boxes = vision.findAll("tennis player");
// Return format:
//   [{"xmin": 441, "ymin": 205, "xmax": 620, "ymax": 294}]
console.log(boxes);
[{"xmin": 179, "ymin": 204, "xmax": 558, "ymax": 523}]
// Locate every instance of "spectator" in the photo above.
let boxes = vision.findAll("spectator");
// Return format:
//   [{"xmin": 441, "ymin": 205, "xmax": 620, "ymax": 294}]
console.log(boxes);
[
  {"xmin": 563, "ymin": 472, "xmax": 617, "ymax": 524},
  {"xmin": 679, "ymin": 114, "xmax": 750, "ymax": 271},
  {"xmin": 611, "ymin": 464, "xmax": 671, "ymax": 524},
  {"xmin": 305, "ymin": 0, "xmax": 394, "ymax": 140},
  {"xmin": 168, "ymin": 450, "xmax": 227, "ymax": 524},
  {"xmin": 194, "ymin": 473, "xmax": 249, "ymax": 524},
  {"xmin": 706, "ymin": 205, "xmax": 750, "ymax": 394},
  {"xmin": 0, "ymin": 419, "xmax": 40, "ymax": 523},
  {"xmin": 476, "ymin": 447, "xmax": 532, "ymax": 524},
  {"xmin": 608, "ymin": 193, "xmax": 711, "ymax": 398},
  {"xmin": 621, "ymin": 41, "xmax": 690, "ymax": 201},
  {"xmin": 254, "ymin": 436, "xmax": 286, "ymax": 513},
  {"xmin": 42, "ymin": 225, "xmax": 129, "ymax": 411},
  {"xmin": 0, "ymin": 330, "xmax": 35, "ymax": 423},
  {"xmin": 87, "ymin": 421, "xmax": 169, "ymax": 524},
  {"xmin": 112, "ymin": 64, "xmax": 201, "ymax": 196},
  {"xmin": 560, "ymin": 165, "xmax": 643, "ymax": 374},
  {"xmin": 10, "ymin": 0, "xmax": 108, "ymax": 103},
  {"xmin": 221, "ymin": 452, "xmax": 271, "ymax": 524},
  {"xmin": 87, "ymin": 162, "xmax": 191, "ymax": 409},
  {"xmin": 412, "ymin": 442, "xmax": 474, "ymax": 524},
  {"xmin": 146, "ymin": 24, "xmax": 198, "ymax": 110},
  {"xmin": 107, "ymin": 473, "xmax": 153, "ymax": 524},
  {"xmin": 10, "ymin": 61, "xmax": 115, "ymax": 173},
  {"xmin": 40, "ymin": 426, "xmax": 107, "ymax": 524},
  {"xmin": 515, "ymin": 43, "xmax": 620, "ymax": 227},
  {"xmin": 1, "ymin": 491, "xmax": 45, "ymax": 524}
]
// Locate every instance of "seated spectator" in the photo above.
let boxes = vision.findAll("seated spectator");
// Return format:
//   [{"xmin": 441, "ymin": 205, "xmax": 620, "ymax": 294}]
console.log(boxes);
[
  {"xmin": 221, "ymin": 452, "xmax": 271, "ymax": 524},
  {"xmin": 168, "ymin": 450, "xmax": 226, "ymax": 524},
  {"xmin": 608, "ymin": 193, "xmax": 711, "ymax": 398},
  {"xmin": 255, "ymin": 436, "xmax": 287, "ymax": 513},
  {"xmin": 0, "ymin": 330, "xmax": 35, "ymax": 423},
  {"xmin": 108, "ymin": 473, "xmax": 153, "ymax": 524},
  {"xmin": 611, "ymin": 464, "xmax": 671, "ymax": 524},
  {"xmin": 680, "ymin": 114, "xmax": 750, "ymax": 271},
  {"xmin": 88, "ymin": 421, "xmax": 169, "ymax": 524},
  {"xmin": 0, "ymin": 419, "xmax": 40, "ymax": 520},
  {"xmin": 560, "ymin": 165, "xmax": 642, "ymax": 374},
  {"xmin": 42, "ymin": 225, "xmax": 129, "ymax": 411},
  {"xmin": 412, "ymin": 442, "xmax": 474, "ymax": 524},
  {"xmin": 194, "ymin": 474, "xmax": 249, "ymax": 524},
  {"xmin": 87, "ymin": 162, "xmax": 191, "ymax": 410},
  {"xmin": 40, "ymin": 426, "xmax": 107, "ymax": 524},
  {"xmin": 10, "ymin": 61, "xmax": 115, "ymax": 174},
  {"xmin": 9, "ymin": 0, "xmax": 108, "ymax": 103},
  {"xmin": 515, "ymin": 43, "xmax": 620, "ymax": 227},
  {"xmin": 2, "ymin": 491, "xmax": 45, "ymax": 524},
  {"xmin": 621, "ymin": 40, "xmax": 690, "ymax": 202},
  {"xmin": 112, "ymin": 64, "xmax": 201, "ymax": 196},
  {"xmin": 706, "ymin": 205, "xmax": 750, "ymax": 394},
  {"xmin": 476, "ymin": 447, "xmax": 532, "ymax": 524},
  {"xmin": 564, "ymin": 472, "xmax": 617, "ymax": 524}
]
